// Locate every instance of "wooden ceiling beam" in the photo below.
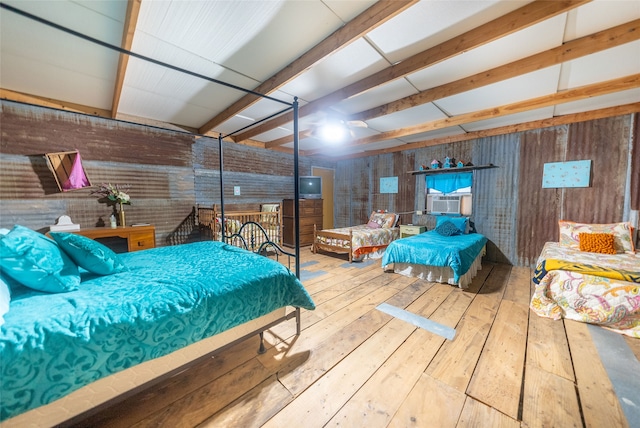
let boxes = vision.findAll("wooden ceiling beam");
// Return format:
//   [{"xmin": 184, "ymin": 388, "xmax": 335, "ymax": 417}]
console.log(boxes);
[
  {"xmin": 352, "ymin": 19, "xmax": 640, "ymax": 122},
  {"xmin": 1, "ymin": 89, "xmax": 112, "ymax": 118},
  {"xmin": 265, "ymin": 18, "xmax": 639, "ymax": 148},
  {"xmin": 234, "ymin": 0, "xmax": 591, "ymax": 143},
  {"xmin": 197, "ymin": 0, "xmax": 418, "ymax": 136},
  {"xmin": 305, "ymin": 74, "xmax": 640, "ymax": 155},
  {"xmin": 331, "ymin": 102, "xmax": 640, "ymax": 160},
  {"xmin": 111, "ymin": 0, "xmax": 141, "ymax": 119}
]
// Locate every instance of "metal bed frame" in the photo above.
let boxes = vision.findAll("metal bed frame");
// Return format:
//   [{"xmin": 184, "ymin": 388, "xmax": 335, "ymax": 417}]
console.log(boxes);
[{"xmin": 0, "ymin": 5, "xmax": 308, "ymax": 426}]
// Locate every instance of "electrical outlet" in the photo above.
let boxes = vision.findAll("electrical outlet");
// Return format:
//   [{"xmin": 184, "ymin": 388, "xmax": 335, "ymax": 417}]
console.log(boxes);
[
  {"xmin": 233, "ymin": 186, "xmax": 241, "ymax": 196},
  {"xmin": 416, "ymin": 210, "xmax": 423, "ymax": 215}
]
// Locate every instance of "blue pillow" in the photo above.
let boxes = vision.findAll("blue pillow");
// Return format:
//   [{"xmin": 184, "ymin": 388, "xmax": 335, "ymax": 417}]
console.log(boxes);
[
  {"xmin": 434, "ymin": 221, "xmax": 461, "ymax": 237},
  {"xmin": 0, "ymin": 225, "xmax": 80, "ymax": 293},
  {"xmin": 436, "ymin": 216, "xmax": 468, "ymax": 234},
  {"xmin": 50, "ymin": 232, "xmax": 127, "ymax": 275},
  {"xmin": 0, "ymin": 276, "xmax": 10, "ymax": 327}
]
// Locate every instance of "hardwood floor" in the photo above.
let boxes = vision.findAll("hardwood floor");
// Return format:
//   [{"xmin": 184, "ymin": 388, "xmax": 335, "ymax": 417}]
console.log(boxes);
[{"xmin": 78, "ymin": 249, "xmax": 634, "ymax": 427}]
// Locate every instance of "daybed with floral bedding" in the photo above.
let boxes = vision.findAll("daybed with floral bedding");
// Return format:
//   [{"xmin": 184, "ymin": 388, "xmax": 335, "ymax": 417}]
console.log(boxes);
[
  {"xmin": 312, "ymin": 211, "xmax": 400, "ymax": 262},
  {"xmin": 0, "ymin": 225, "xmax": 315, "ymax": 425},
  {"xmin": 530, "ymin": 220, "xmax": 640, "ymax": 338}
]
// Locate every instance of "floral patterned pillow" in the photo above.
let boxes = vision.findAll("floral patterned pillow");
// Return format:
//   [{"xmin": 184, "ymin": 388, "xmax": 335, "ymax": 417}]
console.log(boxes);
[
  {"xmin": 368, "ymin": 211, "xmax": 397, "ymax": 229},
  {"xmin": 558, "ymin": 220, "xmax": 635, "ymax": 254}
]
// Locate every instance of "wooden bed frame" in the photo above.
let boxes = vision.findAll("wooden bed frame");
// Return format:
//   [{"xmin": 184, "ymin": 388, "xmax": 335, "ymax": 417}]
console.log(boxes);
[
  {"xmin": 312, "ymin": 211, "xmax": 401, "ymax": 263},
  {"xmin": 312, "ymin": 224, "xmax": 355, "ymax": 262},
  {"xmin": 3, "ymin": 222, "xmax": 301, "ymax": 428}
]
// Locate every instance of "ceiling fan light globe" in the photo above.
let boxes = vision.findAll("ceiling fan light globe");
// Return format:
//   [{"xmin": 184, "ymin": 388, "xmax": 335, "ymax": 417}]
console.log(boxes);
[{"xmin": 319, "ymin": 123, "xmax": 348, "ymax": 143}]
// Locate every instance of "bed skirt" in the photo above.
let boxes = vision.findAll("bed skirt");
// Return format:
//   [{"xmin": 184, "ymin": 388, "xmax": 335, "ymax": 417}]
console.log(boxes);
[{"xmin": 383, "ymin": 246, "xmax": 485, "ymax": 289}]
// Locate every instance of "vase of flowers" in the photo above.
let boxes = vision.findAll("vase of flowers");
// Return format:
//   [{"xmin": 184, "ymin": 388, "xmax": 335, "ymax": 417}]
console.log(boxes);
[{"xmin": 91, "ymin": 183, "xmax": 131, "ymax": 227}]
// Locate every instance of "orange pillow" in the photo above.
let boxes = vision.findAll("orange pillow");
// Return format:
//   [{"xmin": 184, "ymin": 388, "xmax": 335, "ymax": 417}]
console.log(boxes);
[{"xmin": 578, "ymin": 232, "xmax": 616, "ymax": 254}]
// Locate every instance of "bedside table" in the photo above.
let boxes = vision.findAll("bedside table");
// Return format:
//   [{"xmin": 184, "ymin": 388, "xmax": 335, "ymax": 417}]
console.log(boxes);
[
  {"xmin": 71, "ymin": 225, "xmax": 156, "ymax": 252},
  {"xmin": 400, "ymin": 224, "xmax": 426, "ymax": 238}
]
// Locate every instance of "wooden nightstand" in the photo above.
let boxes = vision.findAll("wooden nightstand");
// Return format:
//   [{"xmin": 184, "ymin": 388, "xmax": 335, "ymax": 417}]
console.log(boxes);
[
  {"xmin": 400, "ymin": 224, "xmax": 426, "ymax": 238},
  {"xmin": 71, "ymin": 225, "xmax": 156, "ymax": 253}
]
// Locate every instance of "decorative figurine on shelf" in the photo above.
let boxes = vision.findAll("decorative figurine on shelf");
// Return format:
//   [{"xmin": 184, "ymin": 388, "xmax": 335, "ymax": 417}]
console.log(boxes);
[
  {"xmin": 443, "ymin": 156, "xmax": 454, "ymax": 168},
  {"xmin": 457, "ymin": 160, "xmax": 465, "ymax": 168},
  {"xmin": 430, "ymin": 159, "xmax": 441, "ymax": 169}
]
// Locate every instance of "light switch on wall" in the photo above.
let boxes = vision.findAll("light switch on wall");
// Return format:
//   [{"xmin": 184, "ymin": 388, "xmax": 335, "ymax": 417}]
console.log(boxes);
[{"xmin": 234, "ymin": 186, "xmax": 241, "ymax": 195}]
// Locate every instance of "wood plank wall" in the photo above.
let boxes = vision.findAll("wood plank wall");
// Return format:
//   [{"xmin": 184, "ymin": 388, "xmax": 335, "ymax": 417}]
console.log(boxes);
[
  {"xmin": 0, "ymin": 101, "xmax": 334, "ymax": 246},
  {"xmin": 334, "ymin": 114, "xmax": 637, "ymax": 267}
]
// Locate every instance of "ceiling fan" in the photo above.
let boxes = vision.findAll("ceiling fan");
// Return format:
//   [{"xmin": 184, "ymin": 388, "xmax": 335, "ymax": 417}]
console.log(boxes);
[{"xmin": 308, "ymin": 110, "xmax": 367, "ymax": 142}]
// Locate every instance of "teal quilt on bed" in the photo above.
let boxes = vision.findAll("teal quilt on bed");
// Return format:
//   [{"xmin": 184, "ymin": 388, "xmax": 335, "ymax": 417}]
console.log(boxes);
[
  {"xmin": 0, "ymin": 241, "xmax": 314, "ymax": 421},
  {"xmin": 382, "ymin": 231, "xmax": 487, "ymax": 282}
]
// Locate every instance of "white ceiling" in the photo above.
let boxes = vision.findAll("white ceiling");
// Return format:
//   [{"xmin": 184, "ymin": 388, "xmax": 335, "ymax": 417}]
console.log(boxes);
[{"xmin": 1, "ymin": 0, "xmax": 639, "ymax": 158}]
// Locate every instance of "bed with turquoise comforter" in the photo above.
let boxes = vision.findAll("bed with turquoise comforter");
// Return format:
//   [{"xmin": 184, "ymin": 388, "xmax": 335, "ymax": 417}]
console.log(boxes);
[
  {"xmin": 0, "ymin": 240, "xmax": 315, "ymax": 422},
  {"xmin": 382, "ymin": 231, "xmax": 487, "ymax": 288}
]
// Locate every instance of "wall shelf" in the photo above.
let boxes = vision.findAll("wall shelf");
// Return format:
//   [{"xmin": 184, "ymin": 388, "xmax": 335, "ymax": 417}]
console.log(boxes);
[{"xmin": 408, "ymin": 164, "xmax": 497, "ymax": 175}]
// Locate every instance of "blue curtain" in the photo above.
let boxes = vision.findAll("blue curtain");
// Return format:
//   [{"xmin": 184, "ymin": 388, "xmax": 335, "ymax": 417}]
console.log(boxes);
[{"xmin": 426, "ymin": 172, "xmax": 473, "ymax": 193}]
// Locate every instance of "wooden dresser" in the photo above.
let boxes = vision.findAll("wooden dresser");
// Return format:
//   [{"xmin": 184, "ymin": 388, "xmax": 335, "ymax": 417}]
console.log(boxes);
[
  {"xmin": 282, "ymin": 199, "xmax": 323, "ymax": 247},
  {"xmin": 71, "ymin": 225, "xmax": 156, "ymax": 253}
]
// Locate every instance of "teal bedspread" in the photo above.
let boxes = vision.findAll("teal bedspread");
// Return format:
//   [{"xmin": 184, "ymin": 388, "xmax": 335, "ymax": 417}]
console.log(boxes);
[
  {"xmin": 382, "ymin": 231, "xmax": 487, "ymax": 283},
  {"xmin": 0, "ymin": 241, "xmax": 314, "ymax": 421}
]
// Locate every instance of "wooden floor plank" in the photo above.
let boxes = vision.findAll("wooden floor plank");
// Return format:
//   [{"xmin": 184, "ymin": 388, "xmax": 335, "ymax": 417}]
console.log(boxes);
[
  {"xmin": 261, "ymin": 318, "xmax": 417, "ymax": 428},
  {"xmin": 388, "ymin": 373, "xmax": 466, "ymax": 428},
  {"xmin": 565, "ymin": 320, "xmax": 629, "ymax": 428},
  {"xmin": 265, "ymin": 275, "xmax": 401, "ymax": 344},
  {"xmin": 425, "ymin": 294, "xmax": 501, "ymax": 392},
  {"xmin": 77, "ymin": 335, "xmax": 268, "ymax": 427},
  {"xmin": 521, "ymin": 363, "xmax": 582, "ymax": 428},
  {"xmin": 527, "ymin": 312, "xmax": 574, "ymax": 381},
  {"xmin": 131, "ymin": 358, "xmax": 275, "ymax": 428},
  {"xmin": 325, "ymin": 283, "xmax": 476, "ymax": 426},
  {"xmin": 456, "ymin": 396, "xmax": 520, "ymax": 428},
  {"xmin": 326, "ymin": 327, "xmax": 446, "ymax": 427},
  {"xmin": 466, "ymin": 300, "xmax": 529, "ymax": 420},
  {"xmin": 502, "ymin": 266, "xmax": 532, "ymax": 306},
  {"xmin": 196, "ymin": 375, "xmax": 292, "ymax": 428},
  {"xmin": 426, "ymin": 264, "xmax": 511, "ymax": 392},
  {"xmin": 264, "ymin": 306, "xmax": 393, "ymax": 397}
]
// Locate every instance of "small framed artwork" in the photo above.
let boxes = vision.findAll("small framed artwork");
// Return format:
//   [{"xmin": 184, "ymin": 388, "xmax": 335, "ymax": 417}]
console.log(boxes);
[
  {"xmin": 45, "ymin": 150, "xmax": 92, "ymax": 192},
  {"xmin": 542, "ymin": 160, "xmax": 591, "ymax": 188},
  {"xmin": 380, "ymin": 176, "xmax": 398, "ymax": 194}
]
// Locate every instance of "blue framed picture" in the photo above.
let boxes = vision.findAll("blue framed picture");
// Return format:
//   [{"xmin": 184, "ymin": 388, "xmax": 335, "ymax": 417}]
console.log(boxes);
[
  {"xmin": 380, "ymin": 176, "xmax": 398, "ymax": 194},
  {"xmin": 542, "ymin": 160, "xmax": 591, "ymax": 188}
]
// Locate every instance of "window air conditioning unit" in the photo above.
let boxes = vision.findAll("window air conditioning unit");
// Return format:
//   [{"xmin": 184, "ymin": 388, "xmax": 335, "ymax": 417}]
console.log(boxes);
[{"xmin": 428, "ymin": 195, "xmax": 462, "ymax": 215}]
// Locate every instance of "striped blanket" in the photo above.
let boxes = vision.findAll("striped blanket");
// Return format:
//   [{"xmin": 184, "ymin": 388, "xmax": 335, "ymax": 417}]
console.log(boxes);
[{"xmin": 533, "ymin": 259, "xmax": 640, "ymax": 285}]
